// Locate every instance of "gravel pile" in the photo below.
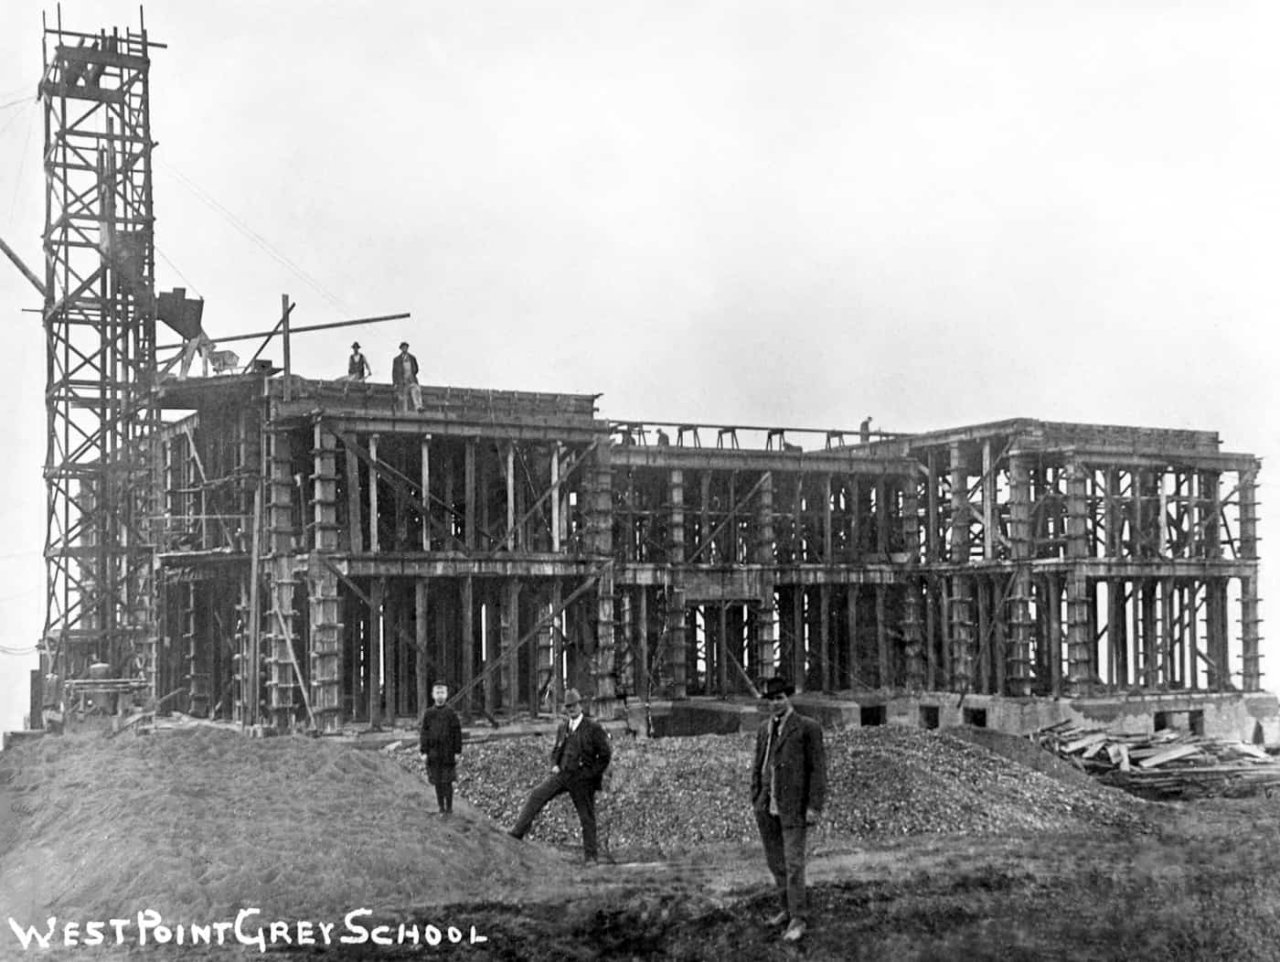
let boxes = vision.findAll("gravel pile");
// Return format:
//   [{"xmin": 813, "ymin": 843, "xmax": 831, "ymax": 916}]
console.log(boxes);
[{"xmin": 405, "ymin": 725, "xmax": 1148, "ymax": 858}]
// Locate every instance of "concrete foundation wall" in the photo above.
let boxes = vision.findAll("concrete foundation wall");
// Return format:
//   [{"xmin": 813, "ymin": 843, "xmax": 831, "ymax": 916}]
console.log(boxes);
[{"xmin": 653, "ymin": 692, "xmax": 1280, "ymax": 747}]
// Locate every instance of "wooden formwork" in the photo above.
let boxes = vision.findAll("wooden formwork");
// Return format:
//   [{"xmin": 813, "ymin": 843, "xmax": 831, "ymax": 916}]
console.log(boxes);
[{"xmin": 141, "ymin": 383, "xmax": 1262, "ymax": 729}]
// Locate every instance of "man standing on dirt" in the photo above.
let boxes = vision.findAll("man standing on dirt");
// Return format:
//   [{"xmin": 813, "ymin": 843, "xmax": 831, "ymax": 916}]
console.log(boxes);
[
  {"xmin": 751, "ymin": 675, "xmax": 827, "ymax": 943},
  {"xmin": 419, "ymin": 682, "xmax": 463, "ymax": 815},
  {"xmin": 509, "ymin": 688, "xmax": 612, "ymax": 863}
]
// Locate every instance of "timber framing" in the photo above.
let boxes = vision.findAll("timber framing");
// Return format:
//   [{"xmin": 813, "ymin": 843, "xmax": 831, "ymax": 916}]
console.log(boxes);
[{"xmin": 88, "ymin": 372, "xmax": 1261, "ymax": 732}]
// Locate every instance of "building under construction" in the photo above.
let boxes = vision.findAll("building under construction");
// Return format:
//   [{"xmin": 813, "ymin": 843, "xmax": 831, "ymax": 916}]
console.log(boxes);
[{"xmin": 13, "ymin": 14, "xmax": 1274, "ymax": 744}]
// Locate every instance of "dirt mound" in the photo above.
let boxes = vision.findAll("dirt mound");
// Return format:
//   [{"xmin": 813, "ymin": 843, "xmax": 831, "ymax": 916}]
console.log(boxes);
[
  {"xmin": 441, "ymin": 725, "xmax": 1146, "ymax": 859},
  {"xmin": 942, "ymin": 726, "xmax": 1096, "ymax": 787},
  {"xmin": 0, "ymin": 725, "xmax": 575, "ymax": 925}
]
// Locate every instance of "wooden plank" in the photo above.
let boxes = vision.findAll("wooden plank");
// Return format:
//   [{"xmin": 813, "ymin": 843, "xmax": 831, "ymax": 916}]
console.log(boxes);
[{"xmin": 1137, "ymin": 744, "xmax": 1201, "ymax": 768}]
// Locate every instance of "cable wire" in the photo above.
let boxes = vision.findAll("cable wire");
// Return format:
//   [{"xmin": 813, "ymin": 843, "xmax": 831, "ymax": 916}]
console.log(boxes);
[{"xmin": 157, "ymin": 157, "xmax": 349, "ymax": 312}]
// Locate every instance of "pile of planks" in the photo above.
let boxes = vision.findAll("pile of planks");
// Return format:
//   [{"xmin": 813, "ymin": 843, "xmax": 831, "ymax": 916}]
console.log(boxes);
[{"xmin": 1032, "ymin": 722, "xmax": 1280, "ymax": 799}]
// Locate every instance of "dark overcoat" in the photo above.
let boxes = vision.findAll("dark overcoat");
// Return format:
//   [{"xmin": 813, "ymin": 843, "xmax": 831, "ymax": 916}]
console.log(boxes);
[
  {"xmin": 750, "ymin": 710, "xmax": 827, "ymax": 828},
  {"xmin": 419, "ymin": 704, "xmax": 463, "ymax": 775},
  {"xmin": 551, "ymin": 715, "xmax": 612, "ymax": 791}
]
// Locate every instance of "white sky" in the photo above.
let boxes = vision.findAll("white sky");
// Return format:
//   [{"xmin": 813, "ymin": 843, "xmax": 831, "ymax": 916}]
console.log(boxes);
[{"xmin": 1, "ymin": 1, "xmax": 1277, "ymax": 735}]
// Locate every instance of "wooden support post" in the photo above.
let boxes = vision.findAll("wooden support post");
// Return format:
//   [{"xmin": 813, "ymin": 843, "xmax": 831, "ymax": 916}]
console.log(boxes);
[
  {"xmin": 1065, "ymin": 460, "xmax": 1088, "ymax": 561},
  {"xmin": 501, "ymin": 580, "xmax": 520, "ymax": 711},
  {"xmin": 459, "ymin": 576, "xmax": 473, "ymax": 716},
  {"xmin": 309, "ymin": 424, "xmax": 343, "ymax": 730},
  {"xmin": 902, "ymin": 473, "xmax": 919, "ymax": 565},
  {"xmin": 976, "ymin": 579, "xmax": 990, "ymax": 694},
  {"xmin": 1109, "ymin": 580, "xmax": 1127, "ymax": 687},
  {"xmin": 1007, "ymin": 455, "xmax": 1033, "ymax": 695},
  {"xmin": 464, "ymin": 439, "xmax": 477, "ymax": 551},
  {"xmin": 922, "ymin": 580, "xmax": 934, "ymax": 689},
  {"xmin": 756, "ymin": 471, "xmax": 776, "ymax": 678},
  {"xmin": 483, "ymin": 595, "xmax": 498, "ymax": 713},
  {"xmin": 876, "ymin": 478, "xmax": 891, "ymax": 558},
  {"xmin": 819, "ymin": 584, "xmax": 831, "ymax": 691},
  {"xmin": 368, "ymin": 434, "xmax": 380, "ymax": 554},
  {"xmin": 551, "ymin": 444, "xmax": 562, "ymax": 553},
  {"xmin": 638, "ymin": 588, "xmax": 649, "ymax": 701},
  {"xmin": 669, "ymin": 467, "xmax": 688, "ymax": 699},
  {"xmin": 994, "ymin": 580, "xmax": 1008, "ymax": 695},
  {"xmin": 385, "ymin": 591, "xmax": 399, "ymax": 724},
  {"xmin": 700, "ymin": 471, "xmax": 712, "ymax": 563},
  {"xmin": 1066, "ymin": 571, "xmax": 1091, "ymax": 695},
  {"xmin": 876, "ymin": 584, "xmax": 890, "ymax": 689},
  {"xmin": 846, "ymin": 585, "xmax": 859, "ymax": 690},
  {"xmin": 950, "ymin": 577, "xmax": 974, "ymax": 693},
  {"xmin": 267, "ymin": 560, "xmax": 298, "ymax": 731},
  {"xmin": 926, "ymin": 451, "xmax": 939, "ymax": 563},
  {"xmin": 550, "ymin": 581, "xmax": 564, "ymax": 709},
  {"xmin": 346, "ymin": 444, "xmax": 362, "ymax": 553},
  {"xmin": 416, "ymin": 579, "xmax": 429, "ymax": 707},
  {"xmin": 421, "ymin": 436, "xmax": 431, "ymax": 550},
  {"xmin": 792, "ymin": 587, "xmax": 806, "ymax": 690},
  {"xmin": 506, "ymin": 443, "xmax": 516, "ymax": 552},
  {"xmin": 939, "ymin": 578, "xmax": 953, "ymax": 687},
  {"xmin": 1243, "ymin": 575, "xmax": 1261, "ymax": 692},
  {"xmin": 822, "ymin": 473, "xmax": 833, "ymax": 562},
  {"xmin": 369, "ymin": 578, "xmax": 383, "ymax": 727},
  {"xmin": 950, "ymin": 443, "xmax": 968, "ymax": 563},
  {"xmin": 536, "ymin": 589, "xmax": 555, "ymax": 711},
  {"xmin": 185, "ymin": 582, "xmax": 206, "ymax": 715},
  {"xmin": 1141, "ymin": 580, "xmax": 1158, "ymax": 688},
  {"xmin": 850, "ymin": 477, "xmax": 863, "ymax": 559},
  {"xmin": 716, "ymin": 601, "xmax": 727, "ymax": 690},
  {"xmin": 1046, "ymin": 575, "xmax": 1062, "ymax": 697},
  {"xmin": 982, "ymin": 440, "xmax": 995, "ymax": 560}
]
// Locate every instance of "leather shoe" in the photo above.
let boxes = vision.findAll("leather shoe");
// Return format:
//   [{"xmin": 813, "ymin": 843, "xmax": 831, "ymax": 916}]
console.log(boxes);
[
  {"xmin": 765, "ymin": 910, "xmax": 789, "ymax": 928},
  {"xmin": 781, "ymin": 920, "xmax": 806, "ymax": 942}
]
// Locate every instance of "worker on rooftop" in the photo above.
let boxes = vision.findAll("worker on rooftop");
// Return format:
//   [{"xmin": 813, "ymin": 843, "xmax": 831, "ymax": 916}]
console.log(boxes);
[
  {"xmin": 393, "ymin": 341, "xmax": 423, "ymax": 412},
  {"xmin": 347, "ymin": 342, "xmax": 371, "ymax": 382}
]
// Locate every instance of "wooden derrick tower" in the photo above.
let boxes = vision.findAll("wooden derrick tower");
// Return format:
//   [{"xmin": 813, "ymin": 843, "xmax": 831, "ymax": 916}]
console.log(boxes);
[{"xmin": 38, "ymin": 12, "xmax": 160, "ymax": 691}]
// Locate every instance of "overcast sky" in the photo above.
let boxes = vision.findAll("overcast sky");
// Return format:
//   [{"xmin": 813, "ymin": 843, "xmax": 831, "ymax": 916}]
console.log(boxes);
[{"xmin": 1, "ymin": 1, "xmax": 1277, "ymax": 735}]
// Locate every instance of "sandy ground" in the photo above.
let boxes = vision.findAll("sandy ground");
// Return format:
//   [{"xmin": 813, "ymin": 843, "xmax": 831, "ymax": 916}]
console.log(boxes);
[{"xmin": 3, "ymin": 722, "xmax": 1278, "ymax": 960}]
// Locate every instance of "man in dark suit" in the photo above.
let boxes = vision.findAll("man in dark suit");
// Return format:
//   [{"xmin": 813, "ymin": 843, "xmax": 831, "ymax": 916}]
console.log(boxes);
[
  {"xmin": 509, "ymin": 688, "xmax": 612, "ymax": 862},
  {"xmin": 392, "ymin": 341, "xmax": 422, "ymax": 411},
  {"xmin": 751, "ymin": 676, "xmax": 827, "ymax": 943}
]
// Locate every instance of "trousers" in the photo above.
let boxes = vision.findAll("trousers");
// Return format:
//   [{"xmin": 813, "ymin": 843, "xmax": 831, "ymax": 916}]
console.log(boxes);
[
  {"xmin": 755, "ymin": 809, "xmax": 808, "ymax": 922},
  {"xmin": 511, "ymin": 772, "xmax": 599, "ymax": 859}
]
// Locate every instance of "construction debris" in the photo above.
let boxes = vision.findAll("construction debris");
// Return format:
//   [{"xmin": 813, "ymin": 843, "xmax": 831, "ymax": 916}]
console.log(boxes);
[{"xmin": 1032, "ymin": 722, "xmax": 1280, "ymax": 798}]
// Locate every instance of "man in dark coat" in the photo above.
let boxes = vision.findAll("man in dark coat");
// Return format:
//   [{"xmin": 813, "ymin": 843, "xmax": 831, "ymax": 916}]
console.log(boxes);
[
  {"xmin": 392, "ymin": 341, "xmax": 423, "ymax": 411},
  {"xmin": 418, "ymin": 682, "xmax": 463, "ymax": 814},
  {"xmin": 509, "ymin": 688, "xmax": 612, "ymax": 862},
  {"xmin": 751, "ymin": 676, "xmax": 827, "ymax": 943}
]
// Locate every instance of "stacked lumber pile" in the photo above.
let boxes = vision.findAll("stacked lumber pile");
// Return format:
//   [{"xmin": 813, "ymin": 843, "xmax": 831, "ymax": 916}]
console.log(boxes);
[{"xmin": 1032, "ymin": 722, "xmax": 1280, "ymax": 798}]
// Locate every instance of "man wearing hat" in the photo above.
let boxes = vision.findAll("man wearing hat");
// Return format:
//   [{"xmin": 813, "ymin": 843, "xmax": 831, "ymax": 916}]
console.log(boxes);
[
  {"xmin": 419, "ymin": 681, "xmax": 464, "ymax": 814},
  {"xmin": 751, "ymin": 676, "xmax": 827, "ymax": 943},
  {"xmin": 347, "ymin": 342, "xmax": 371, "ymax": 381},
  {"xmin": 509, "ymin": 688, "xmax": 613, "ymax": 862},
  {"xmin": 392, "ymin": 341, "xmax": 423, "ymax": 412}
]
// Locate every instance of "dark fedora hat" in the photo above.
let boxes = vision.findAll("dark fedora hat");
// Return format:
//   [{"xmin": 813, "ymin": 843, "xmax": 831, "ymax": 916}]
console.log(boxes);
[
  {"xmin": 759, "ymin": 676, "xmax": 795, "ymax": 700},
  {"xmin": 351, "ymin": 341, "xmax": 361, "ymax": 349},
  {"xmin": 563, "ymin": 687, "xmax": 583, "ymax": 707}
]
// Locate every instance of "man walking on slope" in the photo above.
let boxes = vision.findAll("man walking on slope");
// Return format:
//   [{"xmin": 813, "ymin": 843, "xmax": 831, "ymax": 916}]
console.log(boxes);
[
  {"xmin": 509, "ymin": 688, "xmax": 612, "ymax": 862},
  {"xmin": 751, "ymin": 675, "xmax": 827, "ymax": 943}
]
